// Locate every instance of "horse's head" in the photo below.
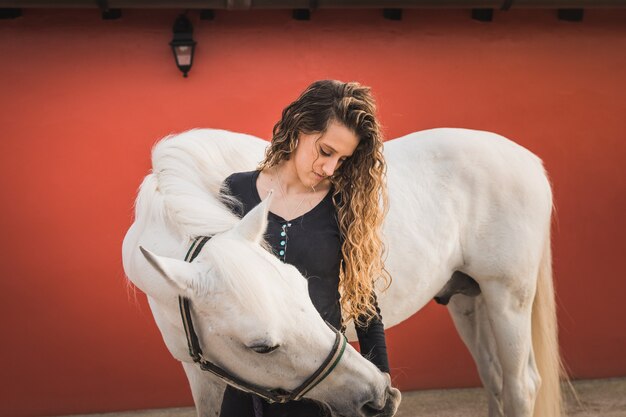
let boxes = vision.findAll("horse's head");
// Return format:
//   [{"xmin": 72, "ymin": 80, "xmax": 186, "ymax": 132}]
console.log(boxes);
[{"xmin": 139, "ymin": 193, "xmax": 400, "ymax": 417}]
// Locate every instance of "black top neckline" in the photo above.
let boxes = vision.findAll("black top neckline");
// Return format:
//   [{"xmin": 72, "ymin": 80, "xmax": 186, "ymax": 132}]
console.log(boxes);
[{"xmin": 250, "ymin": 169, "xmax": 334, "ymax": 223}]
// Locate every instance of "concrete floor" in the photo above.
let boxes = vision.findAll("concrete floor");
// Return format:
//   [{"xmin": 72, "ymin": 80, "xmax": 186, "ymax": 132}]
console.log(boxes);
[
  {"xmin": 394, "ymin": 377, "xmax": 626, "ymax": 417},
  {"xmin": 65, "ymin": 377, "xmax": 626, "ymax": 417}
]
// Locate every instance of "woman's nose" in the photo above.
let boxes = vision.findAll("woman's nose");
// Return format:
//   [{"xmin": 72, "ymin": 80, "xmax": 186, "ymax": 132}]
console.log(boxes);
[{"xmin": 322, "ymin": 160, "xmax": 339, "ymax": 176}]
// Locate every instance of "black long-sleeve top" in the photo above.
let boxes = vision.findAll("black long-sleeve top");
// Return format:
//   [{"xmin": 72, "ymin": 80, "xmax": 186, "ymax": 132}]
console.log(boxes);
[{"xmin": 221, "ymin": 170, "xmax": 389, "ymax": 373}]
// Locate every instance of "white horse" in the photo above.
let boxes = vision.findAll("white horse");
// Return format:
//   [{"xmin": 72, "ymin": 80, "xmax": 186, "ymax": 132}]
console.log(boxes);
[
  {"xmin": 121, "ymin": 129, "xmax": 401, "ymax": 417},
  {"xmin": 122, "ymin": 127, "xmax": 562, "ymax": 417}
]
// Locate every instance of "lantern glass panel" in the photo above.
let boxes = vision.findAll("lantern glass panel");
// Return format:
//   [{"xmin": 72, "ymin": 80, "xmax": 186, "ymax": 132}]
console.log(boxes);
[{"xmin": 175, "ymin": 45, "xmax": 193, "ymax": 66}]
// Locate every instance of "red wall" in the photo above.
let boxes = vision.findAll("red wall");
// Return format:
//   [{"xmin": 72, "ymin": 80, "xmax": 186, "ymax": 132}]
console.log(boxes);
[{"xmin": 1, "ymin": 8, "xmax": 625, "ymax": 417}]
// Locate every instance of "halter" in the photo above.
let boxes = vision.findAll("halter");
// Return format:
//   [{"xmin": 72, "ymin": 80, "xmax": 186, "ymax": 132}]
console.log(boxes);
[{"xmin": 178, "ymin": 236, "xmax": 347, "ymax": 403}]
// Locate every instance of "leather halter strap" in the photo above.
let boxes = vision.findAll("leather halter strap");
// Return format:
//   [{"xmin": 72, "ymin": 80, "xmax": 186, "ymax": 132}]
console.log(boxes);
[{"xmin": 178, "ymin": 236, "xmax": 347, "ymax": 403}]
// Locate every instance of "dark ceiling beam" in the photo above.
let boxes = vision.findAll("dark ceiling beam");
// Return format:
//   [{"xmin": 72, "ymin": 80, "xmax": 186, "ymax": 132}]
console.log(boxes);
[
  {"xmin": 292, "ymin": 8, "xmax": 310, "ymax": 19},
  {"xmin": 383, "ymin": 8, "xmax": 403, "ymax": 20},
  {"xmin": 96, "ymin": 0, "xmax": 121, "ymax": 18},
  {"xmin": 0, "ymin": 8, "xmax": 21, "ymax": 18},
  {"xmin": 225, "ymin": 0, "xmax": 252, "ymax": 9},
  {"xmin": 558, "ymin": 8, "xmax": 584, "ymax": 21},
  {"xmin": 472, "ymin": 8, "xmax": 493, "ymax": 21},
  {"xmin": 0, "ymin": 1, "xmax": 625, "ymax": 9}
]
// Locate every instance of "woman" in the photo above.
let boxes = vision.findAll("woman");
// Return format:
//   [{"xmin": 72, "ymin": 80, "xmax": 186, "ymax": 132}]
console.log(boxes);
[{"xmin": 219, "ymin": 79, "xmax": 392, "ymax": 417}]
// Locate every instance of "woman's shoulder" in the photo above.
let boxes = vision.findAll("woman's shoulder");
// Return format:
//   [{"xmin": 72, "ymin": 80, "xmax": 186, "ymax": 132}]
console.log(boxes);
[
  {"xmin": 222, "ymin": 169, "xmax": 259, "ymax": 192},
  {"xmin": 223, "ymin": 169, "xmax": 258, "ymax": 184},
  {"xmin": 220, "ymin": 170, "xmax": 260, "ymax": 217}
]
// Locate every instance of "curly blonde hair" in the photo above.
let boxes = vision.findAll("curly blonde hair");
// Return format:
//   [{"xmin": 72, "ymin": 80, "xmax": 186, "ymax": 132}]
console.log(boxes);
[{"xmin": 257, "ymin": 79, "xmax": 391, "ymax": 328}]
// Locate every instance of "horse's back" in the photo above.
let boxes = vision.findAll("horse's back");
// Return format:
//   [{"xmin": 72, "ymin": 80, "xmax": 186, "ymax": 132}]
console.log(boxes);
[
  {"xmin": 385, "ymin": 128, "xmax": 550, "ymax": 216},
  {"xmin": 386, "ymin": 128, "xmax": 545, "ymax": 180}
]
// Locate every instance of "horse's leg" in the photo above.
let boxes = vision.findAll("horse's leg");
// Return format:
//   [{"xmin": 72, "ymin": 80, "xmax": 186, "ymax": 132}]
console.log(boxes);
[
  {"xmin": 181, "ymin": 361, "xmax": 227, "ymax": 417},
  {"xmin": 479, "ymin": 279, "xmax": 541, "ymax": 417},
  {"xmin": 448, "ymin": 293, "xmax": 504, "ymax": 417}
]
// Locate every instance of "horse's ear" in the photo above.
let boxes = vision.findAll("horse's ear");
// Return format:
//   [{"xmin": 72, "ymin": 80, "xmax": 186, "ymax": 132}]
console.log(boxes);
[
  {"xmin": 139, "ymin": 246, "xmax": 201, "ymax": 294},
  {"xmin": 234, "ymin": 189, "xmax": 274, "ymax": 244}
]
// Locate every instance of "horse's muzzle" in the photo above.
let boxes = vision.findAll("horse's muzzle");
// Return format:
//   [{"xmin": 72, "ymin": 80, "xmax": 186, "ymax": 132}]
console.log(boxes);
[{"xmin": 361, "ymin": 385, "xmax": 401, "ymax": 417}]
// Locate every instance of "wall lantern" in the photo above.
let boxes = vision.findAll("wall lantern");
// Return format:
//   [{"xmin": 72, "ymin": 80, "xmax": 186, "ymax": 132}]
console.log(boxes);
[{"xmin": 169, "ymin": 14, "xmax": 196, "ymax": 77}]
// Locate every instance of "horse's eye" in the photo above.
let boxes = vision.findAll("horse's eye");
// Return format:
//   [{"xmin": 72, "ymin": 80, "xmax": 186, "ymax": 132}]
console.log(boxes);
[{"xmin": 250, "ymin": 344, "xmax": 280, "ymax": 354}]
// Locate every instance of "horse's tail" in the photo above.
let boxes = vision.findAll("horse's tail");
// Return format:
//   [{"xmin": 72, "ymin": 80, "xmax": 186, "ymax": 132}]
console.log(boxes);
[{"xmin": 531, "ymin": 211, "xmax": 566, "ymax": 417}]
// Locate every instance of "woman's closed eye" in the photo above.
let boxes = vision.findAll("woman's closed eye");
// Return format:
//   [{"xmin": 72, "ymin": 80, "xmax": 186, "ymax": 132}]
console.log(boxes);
[{"xmin": 321, "ymin": 147, "xmax": 348, "ymax": 163}]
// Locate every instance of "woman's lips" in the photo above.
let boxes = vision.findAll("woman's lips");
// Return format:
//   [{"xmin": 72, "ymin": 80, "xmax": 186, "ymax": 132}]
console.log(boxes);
[{"xmin": 314, "ymin": 171, "xmax": 325, "ymax": 180}]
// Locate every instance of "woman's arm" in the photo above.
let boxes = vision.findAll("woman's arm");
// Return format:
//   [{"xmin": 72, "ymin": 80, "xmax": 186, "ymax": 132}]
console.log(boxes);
[{"xmin": 354, "ymin": 291, "xmax": 390, "ymax": 373}]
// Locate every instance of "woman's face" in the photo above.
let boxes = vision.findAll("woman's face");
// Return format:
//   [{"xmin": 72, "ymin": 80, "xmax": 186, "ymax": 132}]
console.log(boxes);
[{"xmin": 292, "ymin": 120, "xmax": 359, "ymax": 188}]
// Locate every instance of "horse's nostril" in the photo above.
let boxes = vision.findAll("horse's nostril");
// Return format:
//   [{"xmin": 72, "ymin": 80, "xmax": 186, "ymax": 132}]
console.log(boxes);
[
  {"xmin": 362, "ymin": 400, "xmax": 384, "ymax": 416},
  {"xmin": 387, "ymin": 386, "xmax": 401, "ymax": 401},
  {"xmin": 361, "ymin": 393, "xmax": 387, "ymax": 416},
  {"xmin": 361, "ymin": 385, "xmax": 401, "ymax": 416}
]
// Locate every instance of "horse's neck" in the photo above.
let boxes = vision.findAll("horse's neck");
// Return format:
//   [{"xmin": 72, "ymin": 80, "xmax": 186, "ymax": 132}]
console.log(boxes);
[{"xmin": 147, "ymin": 292, "xmax": 194, "ymax": 361}]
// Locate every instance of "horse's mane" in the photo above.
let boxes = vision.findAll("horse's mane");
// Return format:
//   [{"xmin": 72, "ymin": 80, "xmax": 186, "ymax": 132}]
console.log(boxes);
[
  {"xmin": 131, "ymin": 129, "xmax": 308, "ymax": 314},
  {"xmin": 133, "ymin": 128, "xmax": 266, "ymax": 242}
]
